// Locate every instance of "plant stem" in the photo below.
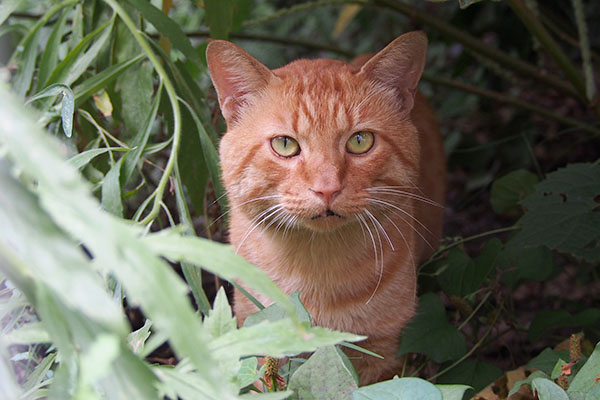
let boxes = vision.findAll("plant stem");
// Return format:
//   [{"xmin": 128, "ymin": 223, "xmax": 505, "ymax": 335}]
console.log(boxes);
[
  {"xmin": 457, "ymin": 291, "xmax": 492, "ymax": 331},
  {"xmin": 506, "ymin": 0, "xmax": 587, "ymax": 101},
  {"xmin": 422, "ymin": 73, "xmax": 600, "ymax": 137},
  {"xmin": 103, "ymin": 0, "xmax": 182, "ymax": 227},
  {"xmin": 571, "ymin": 0, "xmax": 596, "ymax": 102},
  {"xmin": 373, "ymin": 0, "xmax": 580, "ymax": 100}
]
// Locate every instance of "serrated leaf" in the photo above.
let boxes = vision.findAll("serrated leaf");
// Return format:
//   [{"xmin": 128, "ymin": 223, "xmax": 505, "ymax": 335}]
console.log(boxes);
[
  {"xmin": 236, "ymin": 357, "xmax": 261, "ymax": 389},
  {"xmin": 490, "ymin": 169, "xmax": 539, "ymax": 214},
  {"xmin": 353, "ymin": 377, "xmax": 442, "ymax": 400},
  {"xmin": 510, "ymin": 163, "xmax": 600, "ymax": 262},
  {"xmin": 397, "ymin": 293, "xmax": 466, "ymax": 363},
  {"xmin": 436, "ymin": 359, "xmax": 502, "ymax": 393},
  {"xmin": 532, "ymin": 377, "xmax": 569, "ymax": 400},
  {"xmin": 204, "ymin": 287, "xmax": 237, "ymax": 339},
  {"xmin": 528, "ymin": 309, "xmax": 600, "ymax": 342},
  {"xmin": 288, "ymin": 346, "xmax": 358, "ymax": 399}
]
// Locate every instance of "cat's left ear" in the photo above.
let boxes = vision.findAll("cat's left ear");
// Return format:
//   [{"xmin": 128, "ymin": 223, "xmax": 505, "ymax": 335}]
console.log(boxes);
[
  {"xmin": 206, "ymin": 40, "xmax": 275, "ymax": 125},
  {"xmin": 359, "ymin": 31, "xmax": 428, "ymax": 113}
]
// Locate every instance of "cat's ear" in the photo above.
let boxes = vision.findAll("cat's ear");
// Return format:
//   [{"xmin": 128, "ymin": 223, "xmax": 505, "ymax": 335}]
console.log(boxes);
[
  {"xmin": 206, "ymin": 40, "xmax": 274, "ymax": 124},
  {"xmin": 359, "ymin": 31, "xmax": 428, "ymax": 113}
]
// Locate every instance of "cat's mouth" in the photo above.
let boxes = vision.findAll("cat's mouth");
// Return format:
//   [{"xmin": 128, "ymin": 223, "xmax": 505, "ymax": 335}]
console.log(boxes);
[{"xmin": 310, "ymin": 209, "xmax": 343, "ymax": 220}]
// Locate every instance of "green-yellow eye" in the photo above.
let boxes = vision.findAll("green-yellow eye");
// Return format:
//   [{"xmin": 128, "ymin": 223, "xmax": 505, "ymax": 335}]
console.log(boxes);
[
  {"xmin": 271, "ymin": 136, "xmax": 300, "ymax": 157},
  {"xmin": 346, "ymin": 131, "xmax": 374, "ymax": 154}
]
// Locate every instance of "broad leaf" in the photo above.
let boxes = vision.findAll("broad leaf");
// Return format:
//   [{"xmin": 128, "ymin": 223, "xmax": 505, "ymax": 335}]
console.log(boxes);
[
  {"xmin": 353, "ymin": 377, "xmax": 442, "ymax": 400},
  {"xmin": 205, "ymin": 0, "xmax": 235, "ymax": 40},
  {"xmin": 525, "ymin": 348, "xmax": 570, "ymax": 375},
  {"xmin": 490, "ymin": 169, "xmax": 538, "ymax": 214},
  {"xmin": 288, "ymin": 346, "xmax": 358, "ymax": 399},
  {"xmin": 397, "ymin": 293, "xmax": 466, "ymax": 363},
  {"xmin": 568, "ymin": 342, "xmax": 600, "ymax": 397},
  {"xmin": 510, "ymin": 163, "xmax": 600, "ymax": 262},
  {"xmin": 528, "ymin": 309, "xmax": 600, "ymax": 342},
  {"xmin": 436, "ymin": 360, "xmax": 502, "ymax": 393},
  {"xmin": 531, "ymin": 378, "xmax": 569, "ymax": 400}
]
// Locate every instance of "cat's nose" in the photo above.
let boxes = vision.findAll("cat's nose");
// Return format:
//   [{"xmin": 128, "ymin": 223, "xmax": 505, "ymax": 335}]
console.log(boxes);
[{"xmin": 310, "ymin": 185, "xmax": 342, "ymax": 205}]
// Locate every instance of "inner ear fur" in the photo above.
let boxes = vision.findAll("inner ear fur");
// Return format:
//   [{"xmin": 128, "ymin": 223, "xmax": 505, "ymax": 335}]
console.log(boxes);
[
  {"xmin": 206, "ymin": 40, "xmax": 274, "ymax": 125},
  {"xmin": 359, "ymin": 31, "xmax": 428, "ymax": 112}
]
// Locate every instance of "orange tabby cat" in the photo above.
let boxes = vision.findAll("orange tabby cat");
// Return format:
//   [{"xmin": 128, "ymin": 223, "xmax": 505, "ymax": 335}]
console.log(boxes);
[{"xmin": 206, "ymin": 31, "xmax": 446, "ymax": 385}]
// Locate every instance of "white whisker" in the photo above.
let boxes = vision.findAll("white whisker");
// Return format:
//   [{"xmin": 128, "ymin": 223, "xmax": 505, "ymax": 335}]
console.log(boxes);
[
  {"xmin": 364, "ymin": 209, "xmax": 395, "ymax": 251},
  {"xmin": 210, "ymin": 194, "xmax": 282, "ymax": 226},
  {"xmin": 235, "ymin": 204, "xmax": 284, "ymax": 253},
  {"xmin": 366, "ymin": 187, "xmax": 442, "ymax": 208}
]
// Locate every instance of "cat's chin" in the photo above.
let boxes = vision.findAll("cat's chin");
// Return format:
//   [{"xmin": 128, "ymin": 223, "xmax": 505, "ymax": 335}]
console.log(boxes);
[{"xmin": 301, "ymin": 212, "xmax": 348, "ymax": 232}]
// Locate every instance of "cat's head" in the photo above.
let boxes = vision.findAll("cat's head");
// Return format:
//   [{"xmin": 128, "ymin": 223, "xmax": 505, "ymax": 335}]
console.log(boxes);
[{"xmin": 207, "ymin": 32, "xmax": 428, "ymax": 233}]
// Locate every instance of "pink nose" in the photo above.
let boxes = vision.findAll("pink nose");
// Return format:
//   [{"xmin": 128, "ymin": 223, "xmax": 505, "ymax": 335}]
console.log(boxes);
[{"xmin": 310, "ymin": 185, "xmax": 342, "ymax": 205}]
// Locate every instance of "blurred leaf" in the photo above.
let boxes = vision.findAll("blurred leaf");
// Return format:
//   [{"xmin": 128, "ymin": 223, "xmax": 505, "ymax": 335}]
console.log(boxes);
[
  {"xmin": 128, "ymin": 319, "xmax": 152, "ymax": 355},
  {"xmin": 497, "ymin": 245, "xmax": 554, "ymax": 288},
  {"xmin": 37, "ymin": 6, "xmax": 73, "ymax": 90},
  {"xmin": 0, "ymin": 0, "xmax": 24, "ymax": 25},
  {"xmin": 205, "ymin": 0, "xmax": 235, "ymax": 40},
  {"xmin": 397, "ymin": 293, "xmax": 466, "ymax": 363},
  {"xmin": 490, "ymin": 169, "xmax": 539, "ymax": 214},
  {"xmin": 288, "ymin": 346, "xmax": 358, "ymax": 398},
  {"xmin": 236, "ymin": 357, "xmax": 261, "ymax": 389},
  {"xmin": 0, "ymin": 337, "xmax": 21, "ymax": 400},
  {"xmin": 568, "ymin": 342, "xmax": 600, "ymax": 397},
  {"xmin": 11, "ymin": 25, "xmax": 41, "ymax": 98},
  {"xmin": 436, "ymin": 360, "xmax": 502, "ymax": 393},
  {"xmin": 526, "ymin": 348, "xmax": 570, "ymax": 375},
  {"xmin": 528, "ymin": 309, "xmax": 600, "ymax": 342},
  {"xmin": 125, "ymin": 0, "xmax": 202, "ymax": 65},
  {"xmin": 531, "ymin": 378, "xmax": 569, "ymax": 400},
  {"xmin": 332, "ymin": 5, "xmax": 361, "ymax": 38},
  {"xmin": 244, "ymin": 291, "xmax": 312, "ymax": 328},
  {"xmin": 28, "ymin": 83, "xmax": 75, "ymax": 137},
  {"xmin": 21, "ymin": 352, "xmax": 57, "ymax": 393},
  {"xmin": 101, "ymin": 156, "xmax": 125, "ymax": 217},
  {"xmin": 353, "ymin": 377, "xmax": 442, "ymax": 400},
  {"xmin": 510, "ymin": 163, "xmax": 600, "ymax": 262},
  {"xmin": 204, "ymin": 287, "xmax": 237, "ymax": 339},
  {"xmin": 2, "ymin": 322, "xmax": 50, "ymax": 345}
]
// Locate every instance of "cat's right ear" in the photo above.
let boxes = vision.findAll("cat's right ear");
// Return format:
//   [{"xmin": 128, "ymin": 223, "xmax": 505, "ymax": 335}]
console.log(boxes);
[{"xmin": 206, "ymin": 40, "xmax": 274, "ymax": 125}]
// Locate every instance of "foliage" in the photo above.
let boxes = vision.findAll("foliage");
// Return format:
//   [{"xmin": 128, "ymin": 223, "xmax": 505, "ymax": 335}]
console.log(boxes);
[{"xmin": 1, "ymin": 0, "xmax": 599, "ymax": 399}]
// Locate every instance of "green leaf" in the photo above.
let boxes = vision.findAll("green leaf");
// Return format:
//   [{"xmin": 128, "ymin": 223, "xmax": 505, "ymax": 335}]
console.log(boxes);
[
  {"xmin": 0, "ymin": 0, "xmax": 25, "ymax": 25},
  {"xmin": 531, "ymin": 377, "xmax": 569, "ymax": 400},
  {"xmin": 397, "ymin": 293, "xmax": 466, "ymax": 363},
  {"xmin": 244, "ymin": 291, "xmax": 312, "ymax": 328},
  {"xmin": 436, "ymin": 360, "xmax": 502, "ymax": 393},
  {"xmin": 497, "ymin": 245, "xmax": 554, "ymax": 288},
  {"xmin": 128, "ymin": 319, "xmax": 152, "ymax": 355},
  {"xmin": 2, "ymin": 322, "xmax": 50, "ymax": 345},
  {"xmin": 101, "ymin": 156, "xmax": 125, "ymax": 217},
  {"xmin": 528, "ymin": 309, "xmax": 600, "ymax": 342},
  {"xmin": 28, "ymin": 83, "xmax": 75, "ymax": 137},
  {"xmin": 11, "ymin": 24, "xmax": 41, "ymax": 98},
  {"xmin": 204, "ymin": 287, "xmax": 237, "ymax": 339},
  {"xmin": 125, "ymin": 0, "xmax": 202, "ymax": 65},
  {"xmin": 510, "ymin": 163, "xmax": 600, "ymax": 262},
  {"xmin": 68, "ymin": 147, "xmax": 129, "ymax": 170},
  {"xmin": 436, "ymin": 384, "xmax": 473, "ymax": 400},
  {"xmin": 37, "ymin": 6, "xmax": 73, "ymax": 90},
  {"xmin": 236, "ymin": 357, "xmax": 261, "ymax": 389},
  {"xmin": 0, "ymin": 336, "xmax": 22, "ymax": 399},
  {"xmin": 288, "ymin": 346, "xmax": 358, "ymax": 399},
  {"xmin": 490, "ymin": 169, "xmax": 539, "ymax": 214},
  {"xmin": 568, "ymin": 342, "xmax": 600, "ymax": 397},
  {"xmin": 507, "ymin": 370, "xmax": 549, "ymax": 398},
  {"xmin": 437, "ymin": 239, "xmax": 501, "ymax": 297},
  {"xmin": 205, "ymin": 0, "xmax": 235, "ymax": 40},
  {"xmin": 209, "ymin": 319, "xmax": 364, "ymax": 360},
  {"xmin": 353, "ymin": 377, "xmax": 442, "ymax": 400},
  {"xmin": 526, "ymin": 348, "xmax": 570, "ymax": 375}
]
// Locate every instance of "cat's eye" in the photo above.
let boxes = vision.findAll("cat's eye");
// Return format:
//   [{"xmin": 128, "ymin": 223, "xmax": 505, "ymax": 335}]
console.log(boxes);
[
  {"xmin": 346, "ymin": 131, "xmax": 374, "ymax": 154},
  {"xmin": 271, "ymin": 136, "xmax": 300, "ymax": 157}
]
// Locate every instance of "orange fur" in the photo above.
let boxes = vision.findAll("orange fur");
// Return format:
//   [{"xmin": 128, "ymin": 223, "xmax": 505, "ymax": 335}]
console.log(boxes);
[{"xmin": 206, "ymin": 32, "xmax": 446, "ymax": 385}]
